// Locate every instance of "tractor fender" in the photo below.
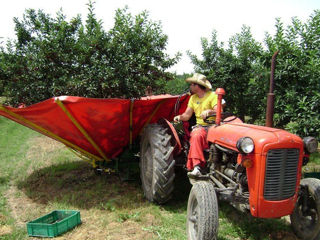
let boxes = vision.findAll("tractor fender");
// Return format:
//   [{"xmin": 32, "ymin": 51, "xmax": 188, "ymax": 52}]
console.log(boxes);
[{"xmin": 158, "ymin": 118, "xmax": 182, "ymax": 155}]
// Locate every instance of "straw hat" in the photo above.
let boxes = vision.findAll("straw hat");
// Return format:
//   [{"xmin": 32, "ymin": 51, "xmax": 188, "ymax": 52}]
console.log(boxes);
[{"xmin": 186, "ymin": 73, "xmax": 212, "ymax": 90}]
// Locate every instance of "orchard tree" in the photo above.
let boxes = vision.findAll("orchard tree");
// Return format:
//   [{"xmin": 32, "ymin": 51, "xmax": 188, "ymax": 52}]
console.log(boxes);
[
  {"xmin": 264, "ymin": 11, "xmax": 320, "ymax": 138},
  {"xmin": 105, "ymin": 7, "xmax": 181, "ymax": 98},
  {"xmin": 188, "ymin": 27, "xmax": 264, "ymax": 121},
  {"xmin": 189, "ymin": 11, "xmax": 319, "ymax": 139},
  {"xmin": 164, "ymin": 73, "xmax": 191, "ymax": 95},
  {"xmin": 0, "ymin": 2, "xmax": 180, "ymax": 106}
]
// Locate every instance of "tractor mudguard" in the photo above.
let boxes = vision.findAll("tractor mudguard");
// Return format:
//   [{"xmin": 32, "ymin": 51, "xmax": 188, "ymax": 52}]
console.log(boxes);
[{"xmin": 158, "ymin": 118, "xmax": 182, "ymax": 155}]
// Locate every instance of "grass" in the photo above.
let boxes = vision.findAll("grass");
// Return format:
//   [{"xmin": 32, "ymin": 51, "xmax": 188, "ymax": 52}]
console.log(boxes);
[
  {"xmin": 0, "ymin": 97, "xmax": 5, "ymax": 104},
  {"xmin": 0, "ymin": 116, "xmax": 315, "ymax": 239},
  {"xmin": 310, "ymin": 151, "xmax": 320, "ymax": 165}
]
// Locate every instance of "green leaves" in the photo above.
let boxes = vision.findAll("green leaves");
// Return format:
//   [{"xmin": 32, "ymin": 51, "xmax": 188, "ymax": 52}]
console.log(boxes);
[
  {"xmin": 189, "ymin": 10, "xmax": 320, "ymax": 139},
  {"xmin": 189, "ymin": 26, "xmax": 265, "ymax": 122},
  {"xmin": 267, "ymin": 11, "xmax": 320, "ymax": 139},
  {"xmin": 0, "ymin": 2, "xmax": 178, "ymax": 106}
]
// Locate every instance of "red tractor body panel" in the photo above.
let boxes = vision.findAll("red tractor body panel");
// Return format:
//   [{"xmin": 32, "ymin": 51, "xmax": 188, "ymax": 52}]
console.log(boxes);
[{"xmin": 207, "ymin": 122, "xmax": 304, "ymax": 218}]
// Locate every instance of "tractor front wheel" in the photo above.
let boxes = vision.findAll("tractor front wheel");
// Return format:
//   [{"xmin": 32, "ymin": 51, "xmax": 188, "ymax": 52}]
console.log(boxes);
[
  {"xmin": 187, "ymin": 181, "xmax": 219, "ymax": 240},
  {"xmin": 290, "ymin": 178, "xmax": 320, "ymax": 240},
  {"xmin": 140, "ymin": 124, "xmax": 175, "ymax": 204}
]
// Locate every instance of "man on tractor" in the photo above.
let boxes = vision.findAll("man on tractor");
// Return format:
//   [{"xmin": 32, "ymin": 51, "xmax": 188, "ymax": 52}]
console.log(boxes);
[{"xmin": 174, "ymin": 73, "xmax": 224, "ymax": 177}]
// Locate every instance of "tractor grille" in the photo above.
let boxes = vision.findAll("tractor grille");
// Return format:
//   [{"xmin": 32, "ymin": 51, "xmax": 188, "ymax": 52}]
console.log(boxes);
[{"xmin": 264, "ymin": 148, "xmax": 299, "ymax": 201}]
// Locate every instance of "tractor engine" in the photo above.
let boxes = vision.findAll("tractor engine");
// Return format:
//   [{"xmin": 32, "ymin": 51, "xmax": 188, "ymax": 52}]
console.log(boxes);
[{"xmin": 207, "ymin": 122, "xmax": 305, "ymax": 218}]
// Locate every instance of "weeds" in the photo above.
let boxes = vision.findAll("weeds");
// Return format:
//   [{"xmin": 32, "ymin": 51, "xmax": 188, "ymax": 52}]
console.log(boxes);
[
  {"xmin": 117, "ymin": 211, "xmax": 141, "ymax": 222},
  {"xmin": 310, "ymin": 152, "xmax": 320, "ymax": 165}
]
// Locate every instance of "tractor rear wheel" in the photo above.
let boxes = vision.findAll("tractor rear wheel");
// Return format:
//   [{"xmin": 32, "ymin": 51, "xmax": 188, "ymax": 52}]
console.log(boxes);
[
  {"xmin": 290, "ymin": 178, "xmax": 320, "ymax": 240},
  {"xmin": 140, "ymin": 124, "xmax": 175, "ymax": 204},
  {"xmin": 187, "ymin": 181, "xmax": 219, "ymax": 240}
]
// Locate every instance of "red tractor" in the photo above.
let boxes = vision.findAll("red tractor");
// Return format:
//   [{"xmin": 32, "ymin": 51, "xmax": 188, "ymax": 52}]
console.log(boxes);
[{"xmin": 139, "ymin": 88, "xmax": 320, "ymax": 240}]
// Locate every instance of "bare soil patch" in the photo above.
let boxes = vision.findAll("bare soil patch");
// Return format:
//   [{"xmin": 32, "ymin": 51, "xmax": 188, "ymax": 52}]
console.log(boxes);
[
  {"xmin": 0, "ymin": 225, "xmax": 12, "ymax": 236},
  {"xmin": 5, "ymin": 185, "xmax": 43, "ymax": 227}
]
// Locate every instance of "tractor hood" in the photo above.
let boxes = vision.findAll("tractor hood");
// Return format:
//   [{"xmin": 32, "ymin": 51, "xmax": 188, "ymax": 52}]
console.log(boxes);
[{"xmin": 207, "ymin": 123, "xmax": 303, "ymax": 153}]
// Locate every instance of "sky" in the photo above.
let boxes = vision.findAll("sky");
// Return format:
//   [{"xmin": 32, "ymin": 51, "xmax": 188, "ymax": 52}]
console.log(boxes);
[{"xmin": 0, "ymin": 0, "xmax": 319, "ymax": 74}]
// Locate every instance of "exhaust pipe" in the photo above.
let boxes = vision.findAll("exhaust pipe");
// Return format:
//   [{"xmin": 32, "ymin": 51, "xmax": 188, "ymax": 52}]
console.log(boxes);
[
  {"xmin": 215, "ymin": 88, "xmax": 225, "ymax": 126},
  {"xmin": 266, "ymin": 51, "xmax": 279, "ymax": 127}
]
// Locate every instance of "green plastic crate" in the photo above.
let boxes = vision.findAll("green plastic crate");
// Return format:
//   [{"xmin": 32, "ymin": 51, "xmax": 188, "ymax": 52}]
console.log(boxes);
[{"xmin": 27, "ymin": 210, "xmax": 81, "ymax": 238}]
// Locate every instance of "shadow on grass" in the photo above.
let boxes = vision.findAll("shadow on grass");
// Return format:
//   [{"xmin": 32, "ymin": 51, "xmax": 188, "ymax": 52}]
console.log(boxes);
[
  {"xmin": 17, "ymin": 159, "xmax": 192, "ymax": 211},
  {"xmin": 163, "ymin": 167, "xmax": 191, "ymax": 211},
  {"xmin": 17, "ymin": 160, "xmax": 299, "ymax": 239},
  {"xmin": 17, "ymin": 160, "xmax": 192, "ymax": 211},
  {"xmin": 0, "ymin": 176, "xmax": 10, "ymax": 185},
  {"xmin": 17, "ymin": 160, "xmax": 145, "ymax": 210}
]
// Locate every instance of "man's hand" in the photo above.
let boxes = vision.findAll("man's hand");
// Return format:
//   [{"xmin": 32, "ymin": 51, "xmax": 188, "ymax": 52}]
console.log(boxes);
[
  {"xmin": 174, "ymin": 115, "xmax": 181, "ymax": 122},
  {"xmin": 174, "ymin": 107, "xmax": 194, "ymax": 122},
  {"xmin": 200, "ymin": 110, "xmax": 212, "ymax": 119}
]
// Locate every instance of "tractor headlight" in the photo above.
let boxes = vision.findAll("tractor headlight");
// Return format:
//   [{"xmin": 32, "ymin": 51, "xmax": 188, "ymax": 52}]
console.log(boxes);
[
  {"xmin": 237, "ymin": 137, "xmax": 254, "ymax": 154},
  {"xmin": 303, "ymin": 137, "xmax": 318, "ymax": 154}
]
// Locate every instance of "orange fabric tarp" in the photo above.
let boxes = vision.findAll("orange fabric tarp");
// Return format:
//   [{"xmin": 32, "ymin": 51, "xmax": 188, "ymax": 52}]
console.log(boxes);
[{"xmin": 0, "ymin": 95, "xmax": 189, "ymax": 159}]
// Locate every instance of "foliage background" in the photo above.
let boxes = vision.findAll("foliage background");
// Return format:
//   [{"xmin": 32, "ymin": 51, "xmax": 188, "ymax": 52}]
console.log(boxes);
[
  {"xmin": 188, "ymin": 11, "xmax": 320, "ymax": 139},
  {"xmin": 0, "ymin": 2, "xmax": 180, "ymax": 105},
  {"xmin": 0, "ymin": 2, "xmax": 319, "ymax": 139}
]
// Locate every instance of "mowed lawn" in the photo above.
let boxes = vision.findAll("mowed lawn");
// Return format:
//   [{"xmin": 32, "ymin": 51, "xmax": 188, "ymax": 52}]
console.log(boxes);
[{"xmin": 0, "ymin": 116, "xmax": 313, "ymax": 240}]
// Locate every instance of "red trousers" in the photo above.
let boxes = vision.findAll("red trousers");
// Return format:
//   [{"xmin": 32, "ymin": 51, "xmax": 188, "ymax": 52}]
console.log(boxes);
[{"xmin": 186, "ymin": 126, "xmax": 208, "ymax": 170}]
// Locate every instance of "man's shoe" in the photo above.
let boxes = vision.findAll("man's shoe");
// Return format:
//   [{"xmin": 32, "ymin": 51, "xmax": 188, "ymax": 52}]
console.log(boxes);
[{"xmin": 187, "ymin": 166, "xmax": 202, "ymax": 178}]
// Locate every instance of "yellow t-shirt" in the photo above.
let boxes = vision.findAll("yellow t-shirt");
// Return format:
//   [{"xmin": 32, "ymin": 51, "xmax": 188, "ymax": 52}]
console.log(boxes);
[{"xmin": 188, "ymin": 91, "xmax": 218, "ymax": 126}]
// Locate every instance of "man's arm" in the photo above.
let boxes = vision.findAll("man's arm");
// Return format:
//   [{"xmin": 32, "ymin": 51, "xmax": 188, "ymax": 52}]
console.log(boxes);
[
  {"xmin": 174, "ymin": 107, "xmax": 194, "ymax": 122},
  {"xmin": 200, "ymin": 109, "xmax": 215, "ymax": 120},
  {"xmin": 199, "ymin": 104, "xmax": 225, "ymax": 119}
]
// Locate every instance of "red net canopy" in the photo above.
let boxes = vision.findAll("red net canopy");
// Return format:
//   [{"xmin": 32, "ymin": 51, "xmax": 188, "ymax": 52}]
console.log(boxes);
[{"xmin": 0, "ymin": 95, "xmax": 189, "ymax": 160}]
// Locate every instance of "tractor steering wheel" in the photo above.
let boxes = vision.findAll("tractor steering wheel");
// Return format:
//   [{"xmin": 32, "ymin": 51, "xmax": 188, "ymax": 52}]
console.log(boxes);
[
  {"xmin": 204, "ymin": 112, "xmax": 237, "ymax": 124},
  {"xmin": 204, "ymin": 113, "xmax": 217, "ymax": 124}
]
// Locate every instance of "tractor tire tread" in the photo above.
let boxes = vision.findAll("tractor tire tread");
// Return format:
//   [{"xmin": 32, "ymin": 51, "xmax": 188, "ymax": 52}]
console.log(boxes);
[
  {"xmin": 140, "ymin": 124, "xmax": 176, "ymax": 204},
  {"xmin": 290, "ymin": 178, "xmax": 320, "ymax": 240}
]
